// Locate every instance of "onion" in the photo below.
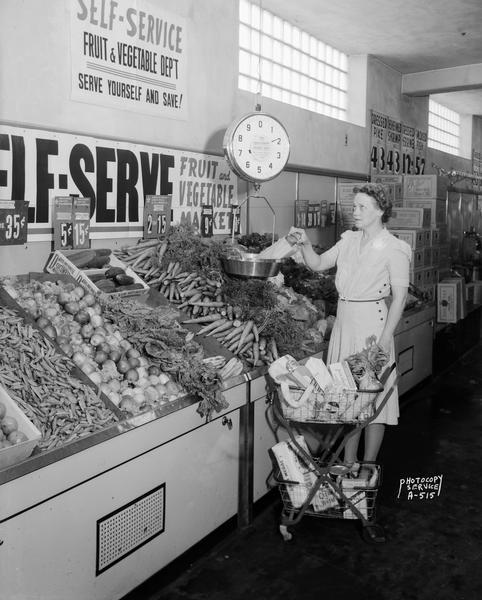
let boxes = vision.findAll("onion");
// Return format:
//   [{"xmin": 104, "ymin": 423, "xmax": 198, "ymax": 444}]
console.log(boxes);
[
  {"xmin": 90, "ymin": 314, "xmax": 104, "ymax": 329},
  {"xmin": 57, "ymin": 292, "xmax": 71, "ymax": 305},
  {"xmin": 126, "ymin": 348, "xmax": 141, "ymax": 359},
  {"xmin": 108, "ymin": 379, "xmax": 121, "ymax": 393},
  {"xmin": 73, "ymin": 286, "xmax": 85, "ymax": 300},
  {"xmin": 125, "ymin": 369, "xmax": 139, "ymax": 383},
  {"xmin": 72, "ymin": 352, "xmax": 86, "ymax": 367},
  {"xmin": 88, "ymin": 371, "xmax": 103, "ymax": 386},
  {"xmin": 117, "ymin": 360, "xmax": 130, "ymax": 374},
  {"xmin": 42, "ymin": 325, "xmax": 57, "ymax": 339},
  {"xmin": 74, "ymin": 310, "xmax": 90, "ymax": 325},
  {"xmin": 90, "ymin": 333, "xmax": 106, "ymax": 347},
  {"xmin": 158, "ymin": 373, "xmax": 170, "ymax": 385},
  {"xmin": 1, "ymin": 416, "xmax": 18, "ymax": 435},
  {"xmin": 94, "ymin": 350, "xmax": 109, "ymax": 365},
  {"xmin": 148, "ymin": 365, "xmax": 161, "ymax": 377},
  {"xmin": 81, "ymin": 362, "xmax": 96, "ymax": 376},
  {"xmin": 64, "ymin": 301, "xmax": 80, "ymax": 315},
  {"xmin": 7, "ymin": 430, "xmax": 28, "ymax": 444},
  {"xmin": 35, "ymin": 316, "xmax": 51, "ymax": 329},
  {"xmin": 83, "ymin": 293, "xmax": 96, "ymax": 307},
  {"xmin": 81, "ymin": 324, "xmax": 94, "ymax": 339}
]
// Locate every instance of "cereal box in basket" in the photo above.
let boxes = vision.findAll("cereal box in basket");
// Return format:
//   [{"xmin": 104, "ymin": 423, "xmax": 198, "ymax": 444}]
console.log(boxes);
[
  {"xmin": 45, "ymin": 249, "xmax": 149, "ymax": 298},
  {"xmin": 0, "ymin": 385, "xmax": 41, "ymax": 469}
]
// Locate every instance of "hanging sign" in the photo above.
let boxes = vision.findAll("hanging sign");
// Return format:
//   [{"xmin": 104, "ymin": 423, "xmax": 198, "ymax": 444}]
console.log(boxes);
[
  {"xmin": 0, "ymin": 200, "xmax": 28, "ymax": 246},
  {"xmin": 53, "ymin": 197, "xmax": 75, "ymax": 249},
  {"xmin": 414, "ymin": 129, "xmax": 427, "ymax": 175},
  {"xmin": 294, "ymin": 200, "xmax": 309, "ymax": 228},
  {"xmin": 53, "ymin": 196, "xmax": 91, "ymax": 249},
  {"xmin": 72, "ymin": 197, "xmax": 91, "ymax": 248},
  {"xmin": 200, "ymin": 205, "xmax": 213, "ymax": 237},
  {"xmin": 0, "ymin": 124, "xmax": 238, "ymax": 241},
  {"xmin": 70, "ymin": 0, "xmax": 188, "ymax": 120},
  {"xmin": 369, "ymin": 111, "xmax": 388, "ymax": 177},
  {"xmin": 386, "ymin": 118, "xmax": 402, "ymax": 175},
  {"xmin": 401, "ymin": 125, "xmax": 415, "ymax": 175},
  {"xmin": 230, "ymin": 204, "xmax": 241, "ymax": 236},
  {"xmin": 143, "ymin": 195, "xmax": 172, "ymax": 238}
]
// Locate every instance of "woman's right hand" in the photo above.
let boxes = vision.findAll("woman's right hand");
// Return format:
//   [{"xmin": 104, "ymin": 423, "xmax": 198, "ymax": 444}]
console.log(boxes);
[{"xmin": 286, "ymin": 227, "xmax": 310, "ymax": 247}]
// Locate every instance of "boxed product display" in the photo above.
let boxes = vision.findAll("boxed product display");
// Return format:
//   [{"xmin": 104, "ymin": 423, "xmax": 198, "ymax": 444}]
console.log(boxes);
[
  {"xmin": 402, "ymin": 174, "xmax": 448, "ymax": 199},
  {"xmin": 437, "ymin": 279, "xmax": 467, "ymax": 323},
  {"xmin": 390, "ymin": 228, "xmax": 426, "ymax": 249},
  {"xmin": 388, "ymin": 207, "xmax": 431, "ymax": 229},
  {"xmin": 372, "ymin": 174, "xmax": 403, "ymax": 204},
  {"xmin": 403, "ymin": 198, "xmax": 447, "ymax": 226},
  {"xmin": 423, "ymin": 247, "xmax": 432, "ymax": 267},
  {"xmin": 45, "ymin": 249, "xmax": 149, "ymax": 298},
  {"xmin": 430, "ymin": 228, "xmax": 440, "ymax": 246},
  {"xmin": 410, "ymin": 268, "xmax": 425, "ymax": 287},
  {"xmin": 0, "ymin": 385, "xmax": 41, "ymax": 469}
]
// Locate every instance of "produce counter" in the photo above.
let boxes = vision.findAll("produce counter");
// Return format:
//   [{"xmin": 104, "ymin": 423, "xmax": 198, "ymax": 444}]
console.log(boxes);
[{"xmin": 0, "ymin": 380, "xmax": 247, "ymax": 600}]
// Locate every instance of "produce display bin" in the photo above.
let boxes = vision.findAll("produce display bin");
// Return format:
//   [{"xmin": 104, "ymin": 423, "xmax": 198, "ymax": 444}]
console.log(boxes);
[
  {"xmin": 45, "ymin": 250, "xmax": 150, "ymax": 298},
  {"xmin": 0, "ymin": 385, "xmax": 42, "ymax": 469}
]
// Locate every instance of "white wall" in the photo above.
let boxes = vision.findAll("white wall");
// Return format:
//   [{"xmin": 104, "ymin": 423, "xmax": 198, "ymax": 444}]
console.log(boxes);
[{"xmin": 0, "ymin": 1, "xmax": 479, "ymax": 275}]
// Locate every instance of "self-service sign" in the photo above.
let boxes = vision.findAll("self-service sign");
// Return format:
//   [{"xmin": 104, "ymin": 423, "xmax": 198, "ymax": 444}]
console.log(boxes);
[{"xmin": 0, "ymin": 200, "xmax": 28, "ymax": 245}]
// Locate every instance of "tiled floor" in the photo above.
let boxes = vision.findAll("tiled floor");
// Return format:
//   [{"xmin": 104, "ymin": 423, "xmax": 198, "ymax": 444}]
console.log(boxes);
[{"xmin": 124, "ymin": 342, "xmax": 482, "ymax": 600}]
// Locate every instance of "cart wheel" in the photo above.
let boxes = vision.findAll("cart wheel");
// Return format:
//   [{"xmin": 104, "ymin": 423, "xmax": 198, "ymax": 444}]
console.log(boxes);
[
  {"xmin": 361, "ymin": 523, "xmax": 386, "ymax": 544},
  {"xmin": 279, "ymin": 524, "xmax": 293, "ymax": 541}
]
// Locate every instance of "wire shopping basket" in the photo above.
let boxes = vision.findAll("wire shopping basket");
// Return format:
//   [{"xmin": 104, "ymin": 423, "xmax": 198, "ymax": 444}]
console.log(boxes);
[{"xmin": 277, "ymin": 382, "xmax": 378, "ymax": 425}]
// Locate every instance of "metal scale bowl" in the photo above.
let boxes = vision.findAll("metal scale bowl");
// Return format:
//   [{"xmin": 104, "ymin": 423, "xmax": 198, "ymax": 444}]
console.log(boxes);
[{"xmin": 221, "ymin": 191, "xmax": 286, "ymax": 279}]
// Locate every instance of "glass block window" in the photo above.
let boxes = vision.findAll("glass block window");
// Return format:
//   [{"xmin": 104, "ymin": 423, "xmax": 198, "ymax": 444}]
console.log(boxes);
[
  {"xmin": 239, "ymin": 0, "xmax": 348, "ymax": 121},
  {"xmin": 428, "ymin": 99, "xmax": 460, "ymax": 156}
]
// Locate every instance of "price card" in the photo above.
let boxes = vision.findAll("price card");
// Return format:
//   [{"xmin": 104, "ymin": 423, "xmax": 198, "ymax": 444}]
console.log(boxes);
[
  {"xmin": 200, "ymin": 205, "xmax": 214, "ymax": 238},
  {"xmin": 53, "ymin": 197, "xmax": 74, "ymax": 249},
  {"xmin": 0, "ymin": 200, "xmax": 29, "ymax": 245},
  {"xmin": 143, "ymin": 195, "xmax": 172, "ymax": 238},
  {"xmin": 230, "ymin": 204, "xmax": 241, "ymax": 236},
  {"xmin": 294, "ymin": 200, "xmax": 309, "ymax": 228},
  {"xmin": 72, "ymin": 197, "xmax": 91, "ymax": 249}
]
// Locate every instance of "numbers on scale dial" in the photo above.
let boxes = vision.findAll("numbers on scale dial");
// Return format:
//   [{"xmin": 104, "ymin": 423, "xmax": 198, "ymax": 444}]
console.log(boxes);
[{"xmin": 231, "ymin": 116, "xmax": 289, "ymax": 180}]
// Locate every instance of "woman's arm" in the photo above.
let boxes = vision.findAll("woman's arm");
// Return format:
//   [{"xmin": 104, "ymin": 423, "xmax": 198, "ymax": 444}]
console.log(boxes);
[
  {"xmin": 298, "ymin": 242, "xmax": 338, "ymax": 272},
  {"xmin": 378, "ymin": 284, "xmax": 408, "ymax": 352}
]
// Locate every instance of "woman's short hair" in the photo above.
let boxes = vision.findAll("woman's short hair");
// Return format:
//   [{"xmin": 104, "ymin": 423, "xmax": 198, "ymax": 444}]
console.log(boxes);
[{"xmin": 353, "ymin": 183, "xmax": 392, "ymax": 223}]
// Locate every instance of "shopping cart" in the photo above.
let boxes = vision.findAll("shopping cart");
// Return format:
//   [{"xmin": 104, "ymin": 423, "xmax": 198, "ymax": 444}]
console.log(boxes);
[{"xmin": 268, "ymin": 363, "xmax": 396, "ymax": 544}]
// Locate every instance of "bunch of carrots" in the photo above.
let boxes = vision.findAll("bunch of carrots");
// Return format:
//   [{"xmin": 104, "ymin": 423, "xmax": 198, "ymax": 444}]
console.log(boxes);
[{"xmin": 114, "ymin": 238, "xmax": 279, "ymax": 370}]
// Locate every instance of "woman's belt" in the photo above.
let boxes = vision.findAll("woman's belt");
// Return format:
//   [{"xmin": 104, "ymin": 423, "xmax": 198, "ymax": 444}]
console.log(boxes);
[{"xmin": 338, "ymin": 296, "xmax": 387, "ymax": 303}]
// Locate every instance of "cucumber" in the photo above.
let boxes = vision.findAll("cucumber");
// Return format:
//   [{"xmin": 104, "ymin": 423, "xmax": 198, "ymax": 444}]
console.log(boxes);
[
  {"xmin": 105, "ymin": 267, "xmax": 125, "ymax": 279},
  {"xmin": 85, "ymin": 255, "xmax": 111, "ymax": 269},
  {"xmin": 114, "ymin": 274, "xmax": 135, "ymax": 286}
]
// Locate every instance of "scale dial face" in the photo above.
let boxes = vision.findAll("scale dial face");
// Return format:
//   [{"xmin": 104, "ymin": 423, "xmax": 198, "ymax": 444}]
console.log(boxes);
[{"xmin": 223, "ymin": 112, "xmax": 290, "ymax": 183}]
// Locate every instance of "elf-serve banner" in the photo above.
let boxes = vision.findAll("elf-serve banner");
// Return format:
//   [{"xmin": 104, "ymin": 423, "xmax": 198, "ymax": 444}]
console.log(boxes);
[
  {"xmin": 71, "ymin": 0, "xmax": 187, "ymax": 119},
  {"xmin": 0, "ymin": 125, "xmax": 237, "ymax": 241}
]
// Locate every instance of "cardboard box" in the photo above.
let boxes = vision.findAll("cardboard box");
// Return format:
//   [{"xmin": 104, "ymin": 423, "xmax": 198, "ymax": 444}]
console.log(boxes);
[
  {"xmin": 45, "ymin": 250, "xmax": 149, "ymax": 298},
  {"xmin": 0, "ymin": 385, "xmax": 41, "ymax": 469},
  {"xmin": 423, "ymin": 247, "xmax": 432, "ymax": 267},
  {"xmin": 372, "ymin": 174, "xmax": 403, "ymax": 203},
  {"xmin": 412, "ymin": 249, "xmax": 424, "ymax": 269},
  {"xmin": 410, "ymin": 268, "xmax": 425, "ymax": 288},
  {"xmin": 473, "ymin": 281, "xmax": 482, "ymax": 304},
  {"xmin": 431, "ymin": 247, "xmax": 440, "ymax": 266},
  {"xmin": 432, "ymin": 267, "xmax": 440, "ymax": 284},
  {"xmin": 430, "ymin": 228, "xmax": 440, "ymax": 246},
  {"xmin": 388, "ymin": 207, "xmax": 431, "ymax": 229},
  {"xmin": 437, "ymin": 278, "xmax": 467, "ymax": 323},
  {"xmin": 403, "ymin": 174, "xmax": 448, "ymax": 199},
  {"xmin": 423, "ymin": 267, "xmax": 434, "ymax": 285},
  {"xmin": 403, "ymin": 198, "xmax": 447, "ymax": 226},
  {"xmin": 420, "ymin": 283, "xmax": 436, "ymax": 302},
  {"xmin": 390, "ymin": 228, "xmax": 426, "ymax": 249}
]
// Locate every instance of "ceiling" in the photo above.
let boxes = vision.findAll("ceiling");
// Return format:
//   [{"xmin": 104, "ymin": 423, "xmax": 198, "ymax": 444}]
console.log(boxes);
[{"xmin": 262, "ymin": 0, "xmax": 482, "ymax": 116}]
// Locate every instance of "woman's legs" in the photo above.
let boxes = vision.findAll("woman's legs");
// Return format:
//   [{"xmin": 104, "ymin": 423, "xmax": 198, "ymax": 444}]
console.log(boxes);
[
  {"xmin": 343, "ymin": 423, "xmax": 386, "ymax": 469},
  {"xmin": 363, "ymin": 423, "xmax": 385, "ymax": 461}
]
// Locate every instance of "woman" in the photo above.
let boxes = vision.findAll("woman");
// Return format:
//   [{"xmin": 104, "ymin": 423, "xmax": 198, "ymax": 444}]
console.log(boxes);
[{"xmin": 289, "ymin": 183, "xmax": 410, "ymax": 478}]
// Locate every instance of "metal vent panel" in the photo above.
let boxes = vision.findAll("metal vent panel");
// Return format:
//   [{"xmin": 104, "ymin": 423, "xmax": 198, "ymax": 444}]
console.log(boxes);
[{"xmin": 96, "ymin": 483, "xmax": 166, "ymax": 575}]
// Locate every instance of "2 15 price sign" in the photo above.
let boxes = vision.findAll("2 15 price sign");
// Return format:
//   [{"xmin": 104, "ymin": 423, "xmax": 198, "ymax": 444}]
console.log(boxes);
[
  {"xmin": 143, "ymin": 195, "xmax": 172, "ymax": 239},
  {"xmin": 0, "ymin": 200, "xmax": 29, "ymax": 245}
]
